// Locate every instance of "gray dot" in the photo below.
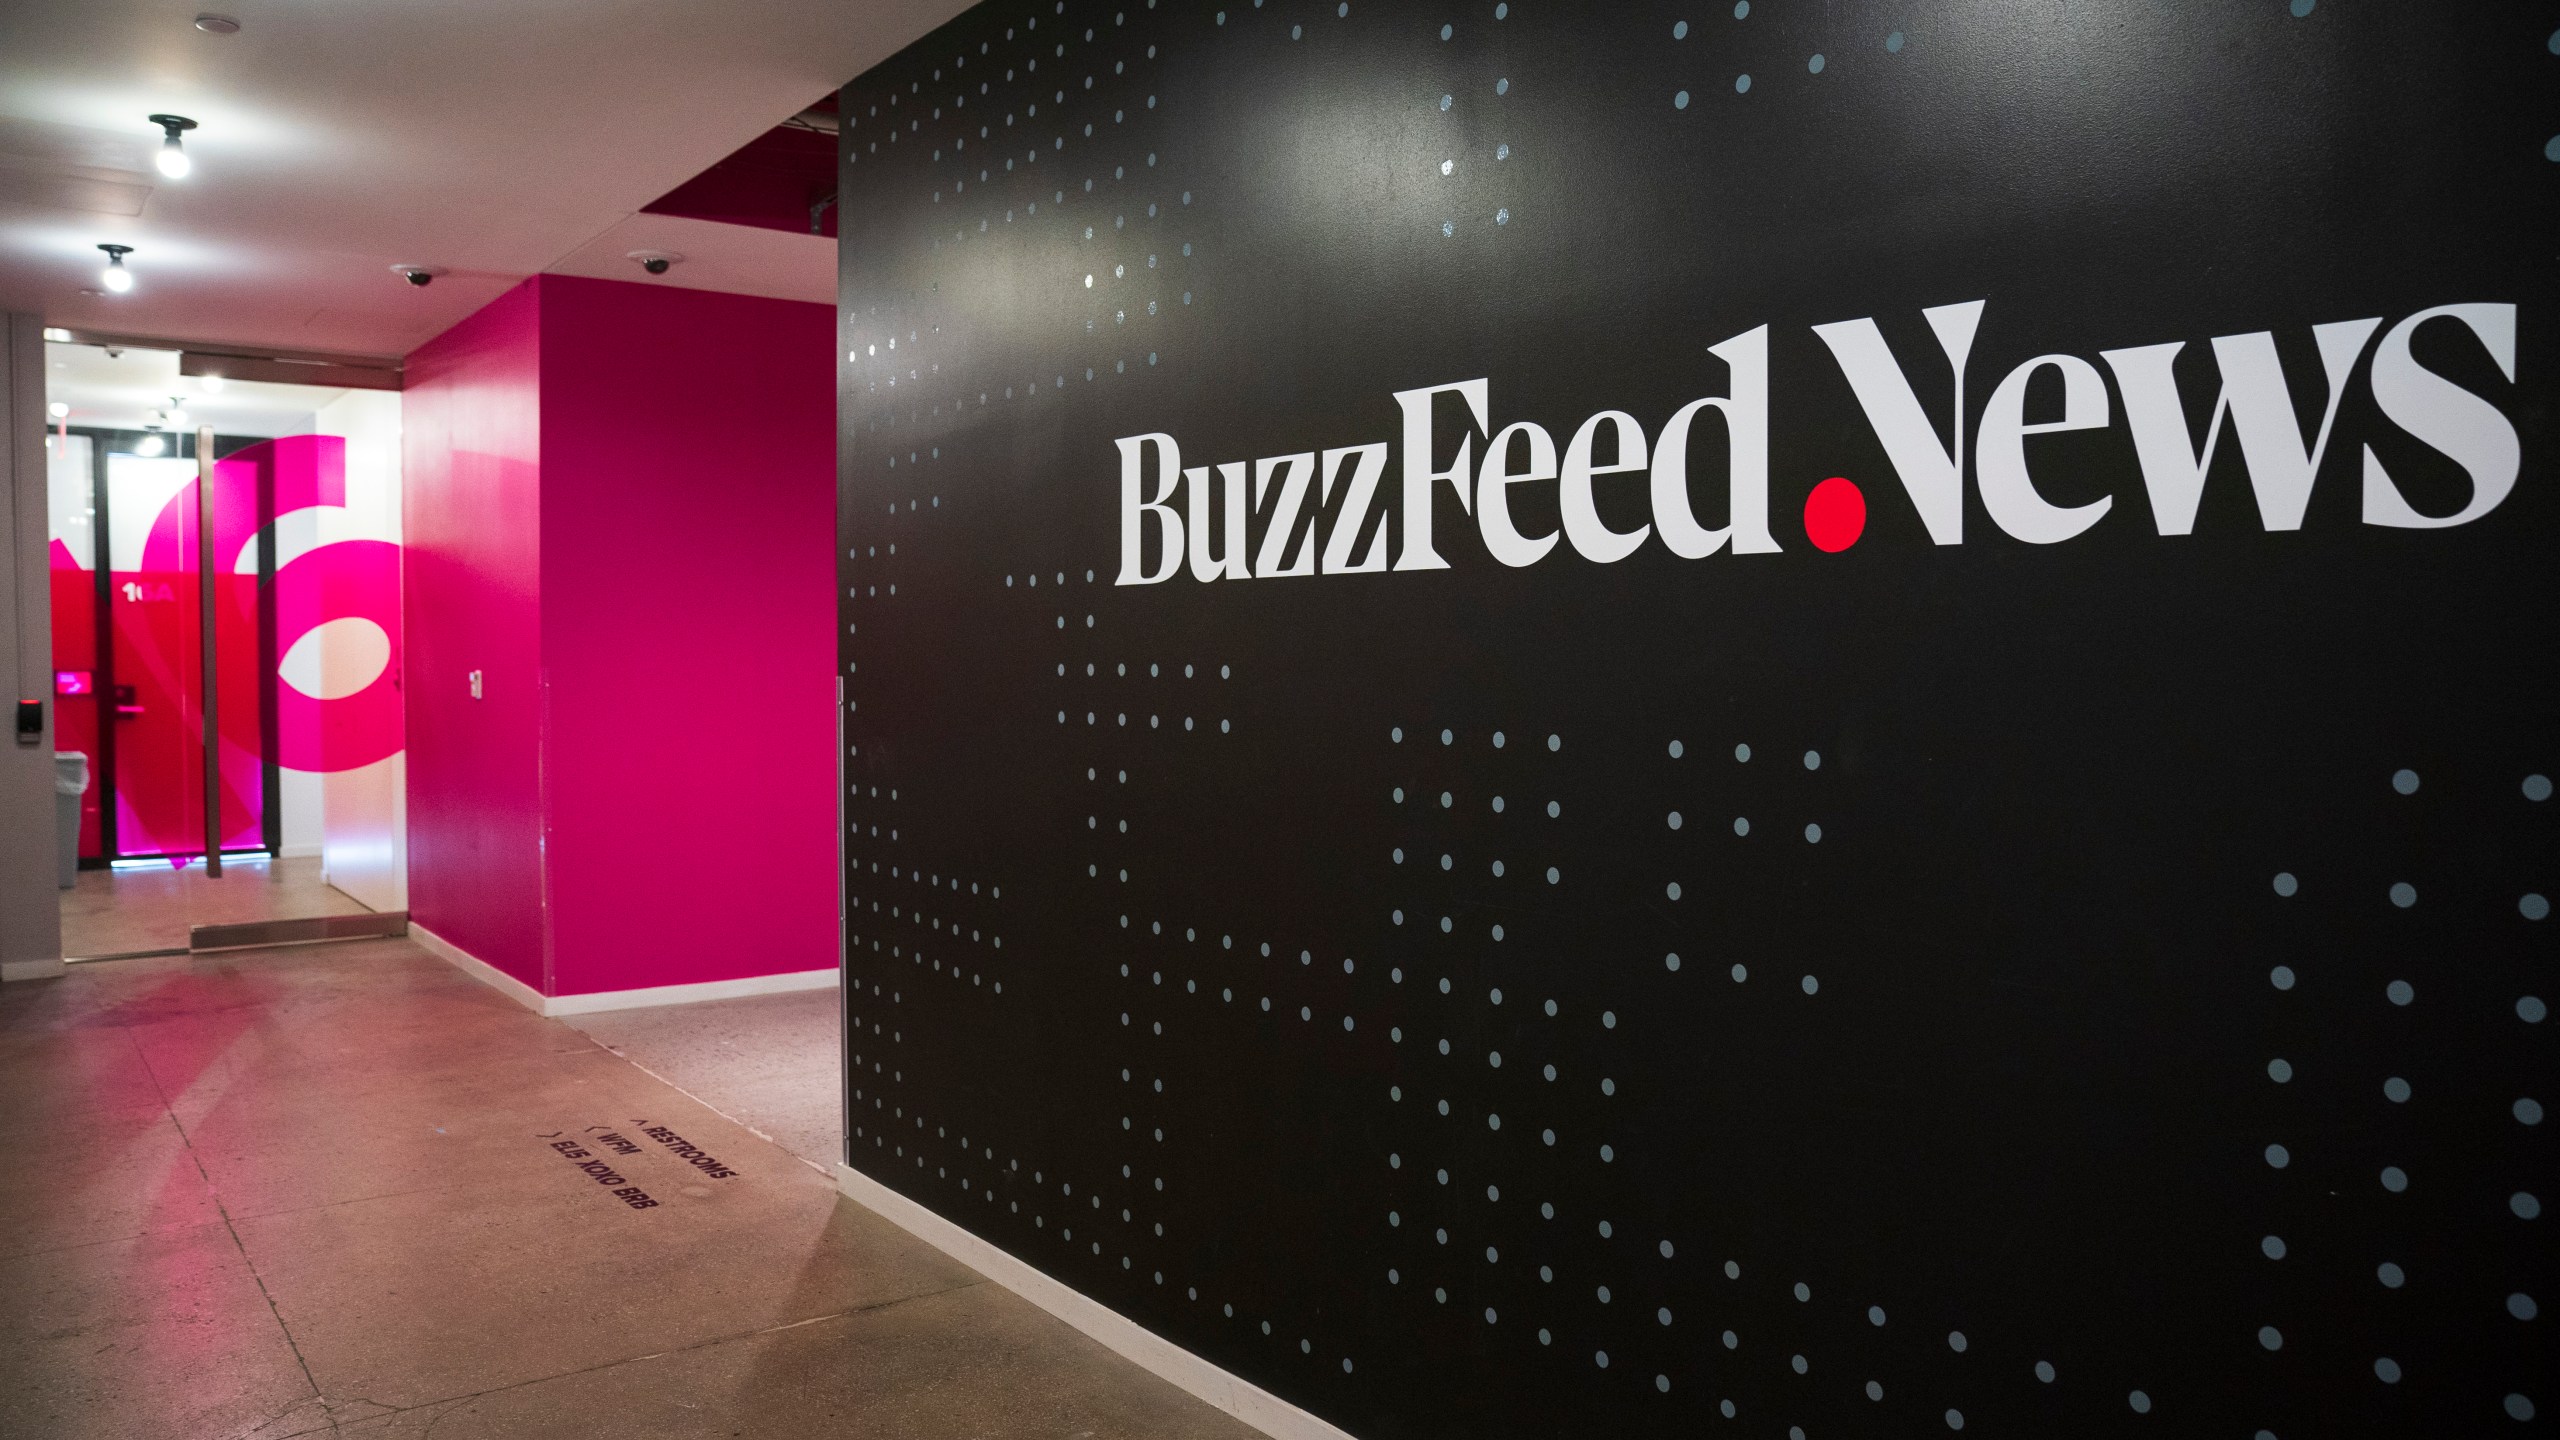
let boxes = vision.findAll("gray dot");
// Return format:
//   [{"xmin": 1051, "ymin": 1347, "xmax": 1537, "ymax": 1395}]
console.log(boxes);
[
  {"xmin": 1602, "ymin": 1010, "xmax": 1616, "ymax": 1029},
  {"xmin": 2289, "ymin": 0, "xmax": 2314, "ymax": 14},
  {"xmin": 1793, "ymin": 1282, "xmax": 1810, "ymax": 1301},
  {"xmin": 2509, "ymin": 1292, "xmax": 2539, "ymax": 1321},
  {"xmin": 2392, "ymin": 768, "xmax": 2420, "ymax": 794},
  {"xmin": 1655, "ymin": 1375, "xmax": 1671, "ymax": 1393},
  {"xmin": 1948, "ymin": 1330, "xmax": 1967, "ymax": 1353},
  {"xmin": 1869, "ymin": 1305, "xmax": 1886, "ymax": 1325},
  {"xmin": 2268, "ymin": 1058, "xmax": 2293, "ymax": 1083},
  {"xmin": 2259, "ymin": 1326, "xmax": 2283, "ymax": 1351},
  {"xmin": 1801, "ymin": 975, "xmax": 1820, "ymax": 995},
  {"xmin": 1731, "ymin": 963, "xmax": 1748, "ymax": 982},
  {"xmin": 1440, "ymin": 729, "xmax": 1453, "ymax": 746},
  {"xmin": 2508, "ymin": 1395, "xmax": 2537, "ymax": 1421},
  {"xmin": 2271, "ymin": 965, "xmax": 2296, "ymax": 990},
  {"xmin": 2384, "ymin": 1076, "xmax": 2411, "ymax": 1103},
  {"xmin": 1667, "ymin": 882, "xmax": 1682, "ymax": 901},
  {"xmin": 1734, "ymin": 73, "xmax": 1751, "ymax": 93},
  {"xmin": 2374, "ymin": 1357, "xmax": 2401, "ymax": 1384},
  {"xmin": 2525, "ymin": 894, "xmax": 2551, "ymax": 921},
  {"xmin": 1594, "ymin": 1350, "xmax": 1608, "ymax": 1368},
  {"xmin": 1886, "ymin": 29, "xmax": 1905, "ymax": 52},
  {"xmin": 2388, "ymin": 980, "xmax": 2414, "ymax": 1006},
  {"xmin": 1668, "ymin": 739, "xmax": 1685, "ymax": 758},
  {"xmin": 2381, "ymin": 1166, "xmax": 2408, "ymax": 1193},
  {"xmin": 1672, "ymin": 19, "xmax": 1687, "ymax": 37},
  {"xmin": 2514, "ymin": 1191, "xmax": 2543, "ymax": 1219},
  {"xmin": 2261, "ymin": 1234, "xmax": 2286, "ymax": 1259},
  {"xmin": 2265, "ymin": 1143, "xmax": 2290, "ymax": 1168},
  {"xmin": 1547, "ymin": 733, "xmax": 1560, "ymax": 751},
  {"xmin": 1869, "ymin": 1381, "xmax": 1886, "ymax": 1400},
  {"xmin": 1733, "ymin": 1, "xmax": 1748, "ymax": 16},
  {"xmin": 2527, "ymin": 774, "xmax": 2553, "ymax": 802},
  {"xmin": 1945, "ymin": 1410, "xmax": 1963, "ymax": 1431},
  {"xmin": 2517, "ymin": 1098, "xmax": 2545, "ymax": 1125},
  {"xmin": 1804, "ymin": 750, "xmax": 1822, "ymax": 771},
  {"xmin": 2273, "ymin": 871, "xmax": 2299, "ymax": 897},
  {"xmin": 2390, "ymin": 882, "xmax": 2416, "ymax": 908},
  {"xmin": 1807, "ymin": 53, "xmax": 1825, "ymax": 73},
  {"xmin": 1665, "ymin": 953, "xmax": 1681, "ymax": 972},
  {"xmin": 1791, "ymin": 1354, "xmax": 1807, "ymax": 1374},
  {"xmin": 2379, "ymin": 1261, "xmax": 2406, "ymax": 1288},
  {"xmin": 1734, "ymin": 743, "xmax": 1751, "ymax": 762},
  {"xmin": 2524, "ymin": 996, "xmax": 2549, "ymax": 1023},
  {"xmin": 2035, "ymin": 1360, "xmax": 2055, "ymax": 1383},
  {"xmin": 1805, "ymin": 823, "xmax": 1823, "ymax": 843},
  {"xmin": 1674, "ymin": 90, "xmax": 1689, "ymax": 110},
  {"xmin": 1668, "ymin": 811, "xmax": 1684, "ymax": 830},
  {"xmin": 2129, "ymin": 1391, "xmax": 2152, "ymax": 1415},
  {"xmin": 1733, "ymin": 817, "xmax": 1750, "ymax": 836}
]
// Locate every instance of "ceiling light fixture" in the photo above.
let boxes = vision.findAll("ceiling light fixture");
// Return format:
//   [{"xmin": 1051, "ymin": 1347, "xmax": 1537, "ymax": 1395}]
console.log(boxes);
[
  {"xmin": 150, "ymin": 115, "xmax": 199, "ymax": 179},
  {"xmin": 194, "ymin": 14, "xmax": 240, "ymax": 35},
  {"xmin": 48, "ymin": 402, "xmax": 69, "ymax": 420},
  {"xmin": 199, "ymin": 374, "xmax": 226, "ymax": 393},
  {"xmin": 165, "ymin": 398, "xmax": 191, "ymax": 428},
  {"xmin": 135, "ymin": 431, "xmax": 166, "ymax": 457},
  {"xmin": 97, "ymin": 244, "xmax": 135, "ymax": 293}
]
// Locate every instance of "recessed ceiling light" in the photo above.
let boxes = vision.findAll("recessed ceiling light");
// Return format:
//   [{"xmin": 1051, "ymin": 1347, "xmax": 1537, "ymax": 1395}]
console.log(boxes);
[
  {"xmin": 150, "ymin": 115, "xmax": 198, "ymax": 179},
  {"xmin": 194, "ymin": 14, "xmax": 241, "ymax": 34}
]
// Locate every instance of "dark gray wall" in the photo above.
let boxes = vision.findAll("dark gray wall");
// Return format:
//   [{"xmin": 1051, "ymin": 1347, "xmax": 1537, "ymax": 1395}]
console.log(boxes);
[{"xmin": 834, "ymin": 5, "xmax": 2553, "ymax": 1435}]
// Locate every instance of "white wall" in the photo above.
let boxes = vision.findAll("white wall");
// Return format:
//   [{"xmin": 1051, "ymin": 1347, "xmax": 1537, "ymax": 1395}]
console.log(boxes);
[
  {"xmin": 1, "ymin": 313, "xmax": 65, "ymax": 980},
  {"xmin": 311, "ymin": 389, "xmax": 406, "ymax": 911}
]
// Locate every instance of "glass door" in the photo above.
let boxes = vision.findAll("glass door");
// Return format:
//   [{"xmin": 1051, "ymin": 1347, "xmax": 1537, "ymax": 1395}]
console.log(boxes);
[{"xmin": 49, "ymin": 428, "xmax": 275, "ymax": 866}]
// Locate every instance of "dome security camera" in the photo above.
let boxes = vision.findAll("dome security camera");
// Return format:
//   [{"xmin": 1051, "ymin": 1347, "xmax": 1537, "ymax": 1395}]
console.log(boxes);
[
  {"xmin": 626, "ymin": 249, "xmax": 683, "ymax": 277},
  {"xmin": 392, "ymin": 264, "xmax": 443, "ymax": 287}
]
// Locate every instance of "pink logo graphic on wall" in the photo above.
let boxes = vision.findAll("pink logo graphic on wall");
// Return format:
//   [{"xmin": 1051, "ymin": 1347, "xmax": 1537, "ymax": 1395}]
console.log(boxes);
[{"xmin": 50, "ymin": 433, "xmax": 400, "ymax": 858}]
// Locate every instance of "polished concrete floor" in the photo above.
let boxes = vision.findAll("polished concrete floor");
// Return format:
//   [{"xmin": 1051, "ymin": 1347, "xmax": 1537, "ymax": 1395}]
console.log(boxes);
[
  {"xmin": 58, "ymin": 856, "xmax": 375, "ymax": 960},
  {"xmin": 0, "ymin": 939, "xmax": 1260, "ymax": 1439}
]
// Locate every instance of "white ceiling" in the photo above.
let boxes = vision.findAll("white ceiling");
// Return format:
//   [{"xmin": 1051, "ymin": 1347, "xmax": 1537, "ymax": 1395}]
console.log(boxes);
[
  {"xmin": 45, "ymin": 340, "xmax": 342, "ymax": 437},
  {"xmin": 0, "ymin": 0, "xmax": 968, "ymax": 361}
]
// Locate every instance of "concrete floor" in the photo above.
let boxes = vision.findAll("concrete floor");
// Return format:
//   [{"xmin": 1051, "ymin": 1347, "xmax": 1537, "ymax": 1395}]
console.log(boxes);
[
  {"xmin": 59, "ymin": 856, "xmax": 374, "ymax": 960},
  {"xmin": 0, "ymin": 938, "xmax": 1261, "ymax": 1439}
]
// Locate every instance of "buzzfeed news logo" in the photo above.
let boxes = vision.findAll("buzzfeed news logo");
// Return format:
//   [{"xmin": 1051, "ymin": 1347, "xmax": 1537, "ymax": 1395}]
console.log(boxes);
[{"xmin": 1113, "ymin": 300, "xmax": 2519, "ymax": 583}]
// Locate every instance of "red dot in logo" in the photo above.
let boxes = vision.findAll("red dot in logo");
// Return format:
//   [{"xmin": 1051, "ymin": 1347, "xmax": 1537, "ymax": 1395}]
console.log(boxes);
[{"xmin": 1803, "ymin": 477, "xmax": 1866, "ymax": 552}]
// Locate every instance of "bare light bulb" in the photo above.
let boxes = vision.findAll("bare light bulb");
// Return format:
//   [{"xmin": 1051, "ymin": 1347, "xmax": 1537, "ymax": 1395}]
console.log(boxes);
[
  {"xmin": 199, "ymin": 374, "xmax": 226, "ymax": 393},
  {"xmin": 135, "ymin": 432, "xmax": 166, "ymax": 457},
  {"xmin": 97, "ymin": 244, "xmax": 134, "ymax": 292},
  {"xmin": 47, "ymin": 401, "xmax": 69, "ymax": 420},
  {"xmin": 149, "ymin": 115, "xmax": 197, "ymax": 180}
]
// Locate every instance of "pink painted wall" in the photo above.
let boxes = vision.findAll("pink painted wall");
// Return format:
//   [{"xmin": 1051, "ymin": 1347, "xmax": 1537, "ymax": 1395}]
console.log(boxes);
[
  {"xmin": 536, "ymin": 276, "xmax": 838, "ymax": 994},
  {"xmin": 402, "ymin": 280, "xmax": 548, "ymax": 991},
  {"xmin": 401, "ymin": 275, "xmax": 837, "ymax": 999}
]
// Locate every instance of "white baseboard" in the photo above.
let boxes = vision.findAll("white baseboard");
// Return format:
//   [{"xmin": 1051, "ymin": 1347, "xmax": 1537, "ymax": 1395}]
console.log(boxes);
[
  {"xmin": 409, "ymin": 922, "xmax": 548, "ymax": 1013},
  {"xmin": 408, "ymin": 922, "xmax": 838, "ymax": 1017},
  {"xmin": 543, "ymin": 966, "xmax": 838, "ymax": 1015},
  {"xmin": 833, "ymin": 1162, "xmax": 1357, "ymax": 1440},
  {"xmin": 278, "ymin": 843, "xmax": 323, "ymax": 860},
  {"xmin": 1, "ymin": 957, "xmax": 69, "ymax": 983}
]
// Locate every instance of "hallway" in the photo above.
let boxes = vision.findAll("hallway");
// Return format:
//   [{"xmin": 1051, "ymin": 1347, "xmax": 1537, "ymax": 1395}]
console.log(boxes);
[{"xmin": 0, "ymin": 941, "xmax": 1258, "ymax": 1439}]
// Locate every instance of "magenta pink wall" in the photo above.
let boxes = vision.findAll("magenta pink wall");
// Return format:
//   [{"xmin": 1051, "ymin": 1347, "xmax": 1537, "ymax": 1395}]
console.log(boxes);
[
  {"xmin": 403, "ymin": 281, "xmax": 547, "ymax": 990},
  {"xmin": 536, "ymin": 277, "xmax": 838, "ymax": 994},
  {"xmin": 401, "ymin": 275, "xmax": 837, "ymax": 998}
]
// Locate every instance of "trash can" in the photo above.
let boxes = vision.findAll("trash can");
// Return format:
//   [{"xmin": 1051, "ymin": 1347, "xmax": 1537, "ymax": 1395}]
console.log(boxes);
[{"xmin": 54, "ymin": 751, "xmax": 89, "ymax": 890}]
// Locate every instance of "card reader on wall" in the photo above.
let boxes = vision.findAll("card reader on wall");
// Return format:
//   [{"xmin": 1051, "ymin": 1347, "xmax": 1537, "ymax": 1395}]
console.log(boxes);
[{"xmin": 14, "ymin": 699, "xmax": 41, "ymax": 744}]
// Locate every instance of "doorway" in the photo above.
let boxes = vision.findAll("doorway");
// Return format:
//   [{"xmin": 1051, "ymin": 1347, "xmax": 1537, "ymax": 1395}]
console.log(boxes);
[{"xmin": 44, "ymin": 341, "xmax": 407, "ymax": 959}]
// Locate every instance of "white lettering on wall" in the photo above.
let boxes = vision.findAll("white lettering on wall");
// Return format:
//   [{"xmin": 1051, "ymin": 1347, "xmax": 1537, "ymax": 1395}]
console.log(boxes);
[
  {"xmin": 2362, "ymin": 303, "xmax": 2519, "ymax": 529},
  {"xmin": 1109, "ymin": 298, "xmax": 2521, "ymax": 587}
]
